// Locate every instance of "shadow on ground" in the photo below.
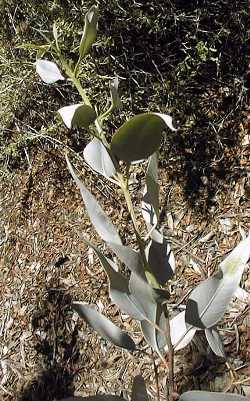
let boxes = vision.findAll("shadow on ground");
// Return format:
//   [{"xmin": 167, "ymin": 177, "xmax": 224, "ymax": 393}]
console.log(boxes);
[{"xmin": 18, "ymin": 277, "xmax": 79, "ymax": 401}]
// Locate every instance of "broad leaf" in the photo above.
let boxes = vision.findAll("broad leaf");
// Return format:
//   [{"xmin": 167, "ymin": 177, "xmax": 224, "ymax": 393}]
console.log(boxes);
[
  {"xmin": 168, "ymin": 311, "xmax": 196, "ymax": 351},
  {"xmin": 81, "ymin": 237, "xmax": 144, "ymax": 320},
  {"xmin": 205, "ymin": 327, "xmax": 226, "ymax": 358},
  {"xmin": 66, "ymin": 156, "xmax": 121, "ymax": 245},
  {"xmin": 35, "ymin": 59, "xmax": 64, "ymax": 84},
  {"xmin": 58, "ymin": 104, "xmax": 96, "ymax": 129},
  {"xmin": 185, "ymin": 234, "xmax": 250, "ymax": 329},
  {"xmin": 145, "ymin": 229, "xmax": 175, "ymax": 285},
  {"xmin": 108, "ymin": 242, "xmax": 145, "ymax": 279},
  {"xmin": 142, "ymin": 153, "xmax": 159, "ymax": 226},
  {"xmin": 111, "ymin": 113, "xmax": 176, "ymax": 162},
  {"xmin": 83, "ymin": 138, "xmax": 116, "ymax": 178},
  {"xmin": 79, "ymin": 5, "xmax": 99, "ymax": 59},
  {"xmin": 131, "ymin": 375, "xmax": 150, "ymax": 401},
  {"xmin": 73, "ymin": 302, "xmax": 135, "ymax": 351},
  {"xmin": 180, "ymin": 391, "xmax": 250, "ymax": 401},
  {"xmin": 60, "ymin": 396, "xmax": 127, "ymax": 401}
]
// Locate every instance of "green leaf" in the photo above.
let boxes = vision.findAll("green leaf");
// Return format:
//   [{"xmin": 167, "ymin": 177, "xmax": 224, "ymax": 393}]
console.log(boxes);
[
  {"xmin": 111, "ymin": 113, "xmax": 176, "ymax": 163},
  {"xmin": 35, "ymin": 59, "xmax": 64, "ymax": 84},
  {"xmin": 79, "ymin": 5, "xmax": 99, "ymax": 59},
  {"xmin": 185, "ymin": 234, "xmax": 250, "ymax": 329},
  {"xmin": 145, "ymin": 229, "xmax": 175, "ymax": 285},
  {"xmin": 80, "ymin": 237, "xmax": 144, "ymax": 320},
  {"xmin": 58, "ymin": 104, "xmax": 96, "ymax": 129},
  {"xmin": 142, "ymin": 152, "xmax": 159, "ymax": 226},
  {"xmin": 180, "ymin": 391, "xmax": 250, "ymax": 401},
  {"xmin": 73, "ymin": 302, "xmax": 136, "ymax": 351},
  {"xmin": 83, "ymin": 138, "xmax": 116, "ymax": 178},
  {"xmin": 205, "ymin": 327, "xmax": 226, "ymax": 358},
  {"xmin": 66, "ymin": 156, "xmax": 121, "ymax": 245},
  {"xmin": 131, "ymin": 375, "xmax": 150, "ymax": 401}
]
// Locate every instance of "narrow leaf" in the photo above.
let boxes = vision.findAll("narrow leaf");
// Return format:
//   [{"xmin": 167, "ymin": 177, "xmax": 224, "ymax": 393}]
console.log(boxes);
[
  {"xmin": 58, "ymin": 104, "xmax": 96, "ymax": 129},
  {"xmin": 73, "ymin": 302, "xmax": 135, "ymax": 351},
  {"xmin": 185, "ymin": 235, "xmax": 250, "ymax": 329},
  {"xmin": 111, "ymin": 112, "xmax": 176, "ymax": 163},
  {"xmin": 66, "ymin": 156, "xmax": 121, "ymax": 245},
  {"xmin": 145, "ymin": 229, "xmax": 175, "ymax": 285},
  {"xmin": 142, "ymin": 153, "xmax": 159, "ymax": 226},
  {"xmin": 110, "ymin": 76, "xmax": 120, "ymax": 109},
  {"xmin": 180, "ymin": 391, "xmax": 250, "ymax": 401},
  {"xmin": 129, "ymin": 273, "xmax": 167, "ymax": 351},
  {"xmin": 35, "ymin": 59, "xmax": 64, "ymax": 84},
  {"xmin": 205, "ymin": 327, "xmax": 226, "ymax": 358},
  {"xmin": 168, "ymin": 311, "xmax": 196, "ymax": 351},
  {"xmin": 108, "ymin": 242, "xmax": 145, "ymax": 278},
  {"xmin": 83, "ymin": 138, "xmax": 116, "ymax": 178},
  {"xmin": 131, "ymin": 375, "xmax": 150, "ymax": 401},
  {"xmin": 81, "ymin": 237, "xmax": 144, "ymax": 320},
  {"xmin": 79, "ymin": 5, "xmax": 99, "ymax": 59}
]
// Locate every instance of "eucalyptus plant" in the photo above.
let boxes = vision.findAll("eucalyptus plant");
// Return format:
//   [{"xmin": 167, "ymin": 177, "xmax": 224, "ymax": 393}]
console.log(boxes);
[{"xmin": 34, "ymin": 5, "xmax": 250, "ymax": 401}]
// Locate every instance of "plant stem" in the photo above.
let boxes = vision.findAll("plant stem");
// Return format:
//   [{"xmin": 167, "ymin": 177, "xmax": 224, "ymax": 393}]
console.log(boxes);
[{"xmin": 164, "ymin": 306, "xmax": 174, "ymax": 401}]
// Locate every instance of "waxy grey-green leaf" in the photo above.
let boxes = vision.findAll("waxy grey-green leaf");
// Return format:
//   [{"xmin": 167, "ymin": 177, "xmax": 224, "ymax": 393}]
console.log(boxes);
[
  {"xmin": 83, "ymin": 138, "xmax": 116, "ymax": 178},
  {"xmin": 79, "ymin": 5, "xmax": 99, "ymax": 59},
  {"xmin": 129, "ymin": 272, "xmax": 167, "ymax": 351},
  {"xmin": 167, "ymin": 311, "xmax": 196, "ymax": 351},
  {"xmin": 111, "ymin": 113, "xmax": 176, "ymax": 163},
  {"xmin": 185, "ymin": 234, "xmax": 250, "ymax": 329},
  {"xmin": 131, "ymin": 375, "xmax": 150, "ymax": 401},
  {"xmin": 108, "ymin": 242, "xmax": 145, "ymax": 279},
  {"xmin": 66, "ymin": 156, "xmax": 121, "ymax": 245},
  {"xmin": 142, "ymin": 153, "xmax": 159, "ymax": 226},
  {"xmin": 145, "ymin": 229, "xmax": 175, "ymax": 285},
  {"xmin": 35, "ymin": 59, "xmax": 64, "ymax": 84},
  {"xmin": 58, "ymin": 104, "xmax": 96, "ymax": 129},
  {"xmin": 110, "ymin": 76, "xmax": 120, "ymax": 110},
  {"xmin": 81, "ymin": 237, "xmax": 144, "ymax": 320},
  {"xmin": 180, "ymin": 391, "xmax": 250, "ymax": 401},
  {"xmin": 205, "ymin": 327, "xmax": 226, "ymax": 358},
  {"xmin": 73, "ymin": 302, "xmax": 135, "ymax": 351}
]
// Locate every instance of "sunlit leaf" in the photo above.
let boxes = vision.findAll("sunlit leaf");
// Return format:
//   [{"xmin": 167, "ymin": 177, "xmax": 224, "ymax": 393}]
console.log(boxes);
[
  {"xmin": 145, "ymin": 229, "xmax": 175, "ymax": 285},
  {"xmin": 66, "ymin": 156, "xmax": 121, "ymax": 245},
  {"xmin": 167, "ymin": 311, "xmax": 196, "ymax": 351},
  {"xmin": 35, "ymin": 59, "xmax": 64, "ymax": 84},
  {"xmin": 58, "ymin": 104, "xmax": 96, "ymax": 129},
  {"xmin": 180, "ymin": 391, "xmax": 250, "ymax": 401},
  {"xmin": 81, "ymin": 237, "xmax": 144, "ymax": 320},
  {"xmin": 108, "ymin": 242, "xmax": 145, "ymax": 279},
  {"xmin": 83, "ymin": 138, "xmax": 116, "ymax": 178},
  {"xmin": 131, "ymin": 375, "xmax": 150, "ymax": 401},
  {"xmin": 185, "ymin": 234, "xmax": 250, "ymax": 329},
  {"xmin": 73, "ymin": 302, "xmax": 135, "ymax": 350},
  {"xmin": 142, "ymin": 153, "xmax": 159, "ymax": 226},
  {"xmin": 205, "ymin": 327, "xmax": 226, "ymax": 358},
  {"xmin": 110, "ymin": 76, "xmax": 120, "ymax": 110},
  {"xmin": 79, "ymin": 5, "xmax": 99, "ymax": 59},
  {"xmin": 111, "ymin": 113, "xmax": 176, "ymax": 163},
  {"xmin": 129, "ymin": 273, "xmax": 167, "ymax": 351}
]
